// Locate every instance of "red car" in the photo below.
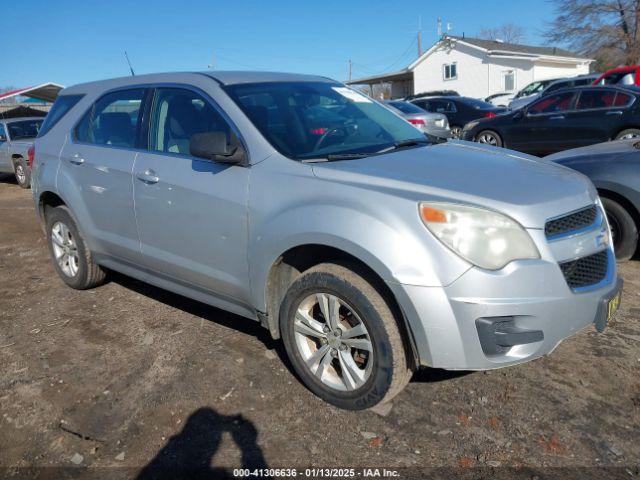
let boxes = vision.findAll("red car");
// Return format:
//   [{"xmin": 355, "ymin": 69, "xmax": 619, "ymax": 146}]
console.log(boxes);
[{"xmin": 593, "ymin": 65, "xmax": 640, "ymax": 87}]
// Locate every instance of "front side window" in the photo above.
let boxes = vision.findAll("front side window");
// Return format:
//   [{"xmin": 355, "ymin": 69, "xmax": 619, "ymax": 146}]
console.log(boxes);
[
  {"xmin": 225, "ymin": 82, "xmax": 424, "ymax": 160},
  {"xmin": 75, "ymin": 89, "xmax": 145, "ymax": 148},
  {"xmin": 576, "ymin": 90, "xmax": 616, "ymax": 110},
  {"xmin": 443, "ymin": 63, "xmax": 457, "ymax": 80},
  {"xmin": 148, "ymin": 88, "xmax": 232, "ymax": 156},
  {"xmin": 7, "ymin": 120, "xmax": 43, "ymax": 140},
  {"xmin": 528, "ymin": 92, "xmax": 575, "ymax": 115}
]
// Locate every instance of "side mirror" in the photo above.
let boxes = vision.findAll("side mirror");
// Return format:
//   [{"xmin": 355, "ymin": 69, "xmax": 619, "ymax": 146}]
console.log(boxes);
[
  {"xmin": 512, "ymin": 109, "xmax": 524, "ymax": 120},
  {"xmin": 189, "ymin": 131, "xmax": 246, "ymax": 165}
]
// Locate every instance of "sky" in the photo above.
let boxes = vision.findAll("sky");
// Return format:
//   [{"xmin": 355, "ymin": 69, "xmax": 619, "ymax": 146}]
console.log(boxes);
[{"xmin": 1, "ymin": 0, "xmax": 555, "ymax": 89}]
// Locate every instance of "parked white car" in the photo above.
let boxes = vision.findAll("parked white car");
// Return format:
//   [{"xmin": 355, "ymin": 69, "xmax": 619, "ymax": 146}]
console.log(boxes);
[{"xmin": 485, "ymin": 92, "xmax": 515, "ymax": 107}]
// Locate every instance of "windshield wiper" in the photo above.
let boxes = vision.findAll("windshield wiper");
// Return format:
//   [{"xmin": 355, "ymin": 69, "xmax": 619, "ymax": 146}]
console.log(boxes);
[
  {"xmin": 323, "ymin": 152, "xmax": 373, "ymax": 161},
  {"xmin": 376, "ymin": 138, "xmax": 432, "ymax": 154}
]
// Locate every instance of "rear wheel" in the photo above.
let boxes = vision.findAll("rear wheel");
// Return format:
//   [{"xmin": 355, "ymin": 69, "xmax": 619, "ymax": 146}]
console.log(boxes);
[
  {"xmin": 13, "ymin": 158, "xmax": 30, "ymax": 189},
  {"xmin": 475, "ymin": 130, "xmax": 503, "ymax": 147},
  {"xmin": 45, "ymin": 206, "xmax": 106, "ymax": 289},
  {"xmin": 602, "ymin": 197, "xmax": 638, "ymax": 261},
  {"xmin": 450, "ymin": 126, "xmax": 463, "ymax": 139},
  {"xmin": 279, "ymin": 263, "xmax": 411, "ymax": 410},
  {"xmin": 614, "ymin": 128, "xmax": 640, "ymax": 141}
]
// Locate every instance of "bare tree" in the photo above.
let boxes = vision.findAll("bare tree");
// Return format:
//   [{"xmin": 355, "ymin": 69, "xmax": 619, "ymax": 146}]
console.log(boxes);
[
  {"xmin": 545, "ymin": 0, "xmax": 640, "ymax": 69},
  {"xmin": 478, "ymin": 23, "xmax": 527, "ymax": 44}
]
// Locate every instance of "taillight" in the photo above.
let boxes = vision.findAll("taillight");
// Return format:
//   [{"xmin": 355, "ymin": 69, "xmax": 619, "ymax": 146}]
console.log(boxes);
[
  {"xmin": 310, "ymin": 128, "xmax": 328, "ymax": 135},
  {"xmin": 483, "ymin": 111, "xmax": 497, "ymax": 119},
  {"xmin": 27, "ymin": 146, "xmax": 35, "ymax": 168},
  {"xmin": 408, "ymin": 118, "xmax": 426, "ymax": 126}
]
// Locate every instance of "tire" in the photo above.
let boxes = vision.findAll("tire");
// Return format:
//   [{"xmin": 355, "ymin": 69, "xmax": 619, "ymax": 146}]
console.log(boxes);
[
  {"xmin": 602, "ymin": 197, "xmax": 638, "ymax": 261},
  {"xmin": 614, "ymin": 128, "xmax": 640, "ymax": 141},
  {"xmin": 450, "ymin": 126, "xmax": 463, "ymax": 139},
  {"xmin": 45, "ymin": 206, "xmax": 106, "ymax": 289},
  {"xmin": 13, "ymin": 158, "xmax": 30, "ymax": 189},
  {"xmin": 475, "ymin": 130, "xmax": 503, "ymax": 147},
  {"xmin": 279, "ymin": 262, "xmax": 411, "ymax": 410}
]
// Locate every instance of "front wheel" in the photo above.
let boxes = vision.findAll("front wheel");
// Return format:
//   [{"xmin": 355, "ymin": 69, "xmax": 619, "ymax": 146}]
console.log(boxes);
[
  {"xmin": 475, "ymin": 130, "xmax": 503, "ymax": 147},
  {"xmin": 450, "ymin": 126, "xmax": 463, "ymax": 139},
  {"xmin": 614, "ymin": 128, "xmax": 640, "ymax": 141},
  {"xmin": 279, "ymin": 263, "xmax": 411, "ymax": 410},
  {"xmin": 602, "ymin": 197, "xmax": 638, "ymax": 261},
  {"xmin": 13, "ymin": 158, "xmax": 30, "ymax": 189}
]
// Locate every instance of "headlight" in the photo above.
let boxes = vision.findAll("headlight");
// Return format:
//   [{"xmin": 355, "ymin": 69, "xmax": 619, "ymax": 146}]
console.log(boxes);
[{"xmin": 419, "ymin": 202, "xmax": 540, "ymax": 270}]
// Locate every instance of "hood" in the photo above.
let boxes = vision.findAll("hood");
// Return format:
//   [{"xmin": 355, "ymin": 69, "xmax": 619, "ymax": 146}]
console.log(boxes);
[
  {"xmin": 547, "ymin": 139, "xmax": 640, "ymax": 162},
  {"xmin": 311, "ymin": 141, "xmax": 597, "ymax": 229}
]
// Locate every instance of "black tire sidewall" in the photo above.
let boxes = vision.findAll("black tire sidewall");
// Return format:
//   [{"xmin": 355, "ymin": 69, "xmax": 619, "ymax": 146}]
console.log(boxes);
[
  {"xmin": 45, "ymin": 207, "xmax": 91, "ymax": 288},
  {"xmin": 14, "ymin": 159, "xmax": 30, "ymax": 189},
  {"xmin": 602, "ymin": 197, "xmax": 638, "ymax": 261},
  {"xmin": 280, "ymin": 270, "xmax": 395, "ymax": 410},
  {"xmin": 615, "ymin": 129, "xmax": 640, "ymax": 141}
]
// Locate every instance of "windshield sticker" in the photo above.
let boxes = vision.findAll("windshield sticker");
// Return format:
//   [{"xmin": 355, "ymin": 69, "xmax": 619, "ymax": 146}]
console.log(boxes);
[{"xmin": 332, "ymin": 87, "xmax": 372, "ymax": 103}]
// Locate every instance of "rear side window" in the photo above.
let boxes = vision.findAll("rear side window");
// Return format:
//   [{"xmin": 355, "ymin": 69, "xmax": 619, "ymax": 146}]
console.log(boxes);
[
  {"xmin": 614, "ymin": 92, "xmax": 634, "ymax": 106},
  {"xmin": 38, "ymin": 94, "xmax": 83, "ymax": 137},
  {"xmin": 75, "ymin": 89, "xmax": 145, "ymax": 148},
  {"xmin": 576, "ymin": 90, "xmax": 616, "ymax": 110},
  {"xmin": 528, "ymin": 92, "xmax": 575, "ymax": 114},
  {"xmin": 388, "ymin": 101, "xmax": 424, "ymax": 114}
]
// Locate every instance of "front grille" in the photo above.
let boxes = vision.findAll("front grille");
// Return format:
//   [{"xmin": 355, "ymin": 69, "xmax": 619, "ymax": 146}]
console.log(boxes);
[
  {"xmin": 545, "ymin": 205, "xmax": 598, "ymax": 239},
  {"xmin": 559, "ymin": 250, "xmax": 609, "ymax": 289}
]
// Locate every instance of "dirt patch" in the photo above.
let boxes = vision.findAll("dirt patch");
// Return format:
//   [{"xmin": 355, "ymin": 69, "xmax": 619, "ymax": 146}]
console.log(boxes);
[{"xmin": 0, "ymin": 175, "xmax": 638, "ymax": 478}]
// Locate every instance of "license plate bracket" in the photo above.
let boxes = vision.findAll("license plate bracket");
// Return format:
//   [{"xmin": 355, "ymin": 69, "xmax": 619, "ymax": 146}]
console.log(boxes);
[{"xmin": 594, "ymin": 278, "xmax": 623, "ymax": 333}]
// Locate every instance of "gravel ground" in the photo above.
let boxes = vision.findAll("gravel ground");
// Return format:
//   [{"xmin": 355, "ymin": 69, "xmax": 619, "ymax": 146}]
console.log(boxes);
[{"xmin": 0, "ymin": 175, "xmax": 638, "ymax": 479}]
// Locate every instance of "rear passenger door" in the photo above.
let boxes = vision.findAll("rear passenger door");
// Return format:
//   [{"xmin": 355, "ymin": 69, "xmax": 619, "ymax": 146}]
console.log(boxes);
[
  {"xmin": 132, "ymin": 87, "xmax": 250, "ymax": 306},
  {"xmin": 59, "ymin": 88, "xmax": 146, "ymax": 261}
]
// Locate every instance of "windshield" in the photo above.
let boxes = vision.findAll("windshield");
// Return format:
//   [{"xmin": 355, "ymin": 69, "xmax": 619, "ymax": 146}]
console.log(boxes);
[
  {"xmin": 460, "ymin": 98, "xmax": 495, "ymax": 110},
  {"xmin": 7, "ymin": 120, "xmax": 43, "ymax": 140},
  {"xmin": 387, "ymin": 101, "xmax": 425, "ymax": 115},
  {"xmin": 225, "ymin": 82, "xmax": 425, "ymax": 160},
  {"xmin": 598, "ymin": 71, "xmax": 636, "ymax": 85}
]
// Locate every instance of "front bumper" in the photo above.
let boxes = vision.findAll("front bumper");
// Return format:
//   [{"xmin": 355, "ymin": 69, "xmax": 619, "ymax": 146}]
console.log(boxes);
[{"xmin": 387, "ymin": 249, "xmax": 620, "ymax": 370}]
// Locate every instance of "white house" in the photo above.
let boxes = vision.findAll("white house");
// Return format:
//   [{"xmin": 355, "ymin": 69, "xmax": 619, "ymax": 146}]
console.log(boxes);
[{"xmin": 348, "ymin": 35, "xmax": 593, "ymax": 99}]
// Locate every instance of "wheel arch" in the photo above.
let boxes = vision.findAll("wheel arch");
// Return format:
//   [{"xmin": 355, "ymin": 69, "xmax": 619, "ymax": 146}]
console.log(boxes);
[
  {"xmin": 38, "ymin": 190, "xmax": 67, "ymax": 231},
  {"xmin": 598, "ymin": 187, "xmax": 640, "ymax": 231},
  {"xmin": 263, "ymin": 243, "xmax": 420, "ymax": 370},
  {"xmin": 612, "ymin": 126, "xmax": 640, "ymax": 140}
]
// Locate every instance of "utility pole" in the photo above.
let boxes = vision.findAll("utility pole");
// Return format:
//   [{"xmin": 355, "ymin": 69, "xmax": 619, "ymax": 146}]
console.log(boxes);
[
  {"xmin": 348, "ymin": 59, "xmax": 352, "ymax": 82},
  {"xmin": 417, "ymin": 15, "xmax": 422, "ymax": 57}
]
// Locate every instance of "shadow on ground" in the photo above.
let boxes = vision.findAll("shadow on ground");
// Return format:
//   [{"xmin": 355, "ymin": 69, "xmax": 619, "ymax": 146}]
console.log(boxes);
[{"xmin": 136, "ymin": 408, "xmax": 268, "ymax": 480}]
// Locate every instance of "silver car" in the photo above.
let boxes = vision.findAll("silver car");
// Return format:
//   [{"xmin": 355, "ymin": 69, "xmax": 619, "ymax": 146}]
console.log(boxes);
[
  {"xmin": 31, "ymin": 72, "xmax": 622, "ymax": 410},
  {"xmin": 0, "ymin": 117, "xmax": 43, "ymax": 188},
  {"xmin": 384, "ymin": 100, "xmax": 451, "ymax": 139}
]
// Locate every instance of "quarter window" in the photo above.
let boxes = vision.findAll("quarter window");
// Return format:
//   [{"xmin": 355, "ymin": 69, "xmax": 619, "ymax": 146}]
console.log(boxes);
[
  {"xmin": 528, "ymin": 92, "xmax": 575, "ymax": 115},
  {"xmin": 576, "ymin": 90, "xmax": 616, "ymax": 110},
  {"xmin": 443, "ymin": 63, "xmax": 457, "ymax": 80},
  {"xmin": 75, "ymin": 89, "xmax": 145, "ymax": 148},
  {"xmin": 38, "ymin": 94, "xmax": 83, "ymax": 137},
  {"xmin": 149, "ymin": 88, "xmax": 232, "ymax": 156},
  {"xmin": 613, "ymin": 92, "xmax": 633, "ymax": 106}
]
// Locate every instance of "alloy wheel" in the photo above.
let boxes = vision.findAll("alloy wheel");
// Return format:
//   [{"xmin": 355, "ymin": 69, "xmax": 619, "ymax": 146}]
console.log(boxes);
[
  {"xmin": 15, "ymin": 164, "xmax": 26, "ymax": 184},
  {"xmin": 293, "ymin": 293, "xmax": 373, "ymax": 391},
  {"xmin": 477, "ymin": 132, "xmax": 498, "ymax": 146},
  {"xmin": 450, "ymin": 126, "xmax": 462, "ymax": 139},
  {"xmin": 51, "ymin": 221, "xmax": 79, "ymax": 277}
]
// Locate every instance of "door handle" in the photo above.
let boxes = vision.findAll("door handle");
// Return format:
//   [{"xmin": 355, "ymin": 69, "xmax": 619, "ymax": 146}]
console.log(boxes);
[
  {"xmin": 69, "ymin": 154, "xmax": 85, "ymax": 165},
  {"xmin": 606, "ymin": 110, "xmax": 623, "ymax": 115},
  {"xmin": 136, "ymin": 169, "xmax": 159, "ymax": 184},
  {"xmin": 549, "ymin": 115, "xmax": 565, "ymax": 120}
]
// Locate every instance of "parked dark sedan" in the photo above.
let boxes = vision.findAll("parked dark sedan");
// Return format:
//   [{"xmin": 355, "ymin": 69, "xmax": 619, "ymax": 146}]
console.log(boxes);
[
  {"xmin": 547, "ymin": 139, "xmax": 640, "ymax": 261},
  {"xmin": 462, "ymin": 85, "xmax": 640, "ymax": 156},
  {"xmin": 411, "ymin": 96, "xmax": 506, "ymax": 138}
]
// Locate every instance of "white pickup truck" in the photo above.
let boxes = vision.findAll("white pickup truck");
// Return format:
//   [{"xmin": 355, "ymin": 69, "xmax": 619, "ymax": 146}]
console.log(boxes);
[{"xmin": 0, "ymin": 117, "xmax": 44, "ymax": 188}]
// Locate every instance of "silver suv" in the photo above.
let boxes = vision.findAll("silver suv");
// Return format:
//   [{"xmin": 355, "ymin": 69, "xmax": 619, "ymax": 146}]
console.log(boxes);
[{"xmin": 32, "ymin": 72, "xmax": 622, "ymax": 410}]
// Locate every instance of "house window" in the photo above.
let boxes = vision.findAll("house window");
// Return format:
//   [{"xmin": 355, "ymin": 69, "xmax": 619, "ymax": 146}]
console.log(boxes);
[
  {"xmin": 502, "ymin": 70, "xmax": 516, "ymax": 91},
  {"xmin": 443, "ymin": 63, "xmax": 457, "ymax": 80}
]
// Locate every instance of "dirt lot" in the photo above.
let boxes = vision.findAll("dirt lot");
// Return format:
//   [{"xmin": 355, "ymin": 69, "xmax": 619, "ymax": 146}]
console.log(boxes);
[{"xmin": 0, "ymin": 175, "xmax": 638, "ymax": 479}]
